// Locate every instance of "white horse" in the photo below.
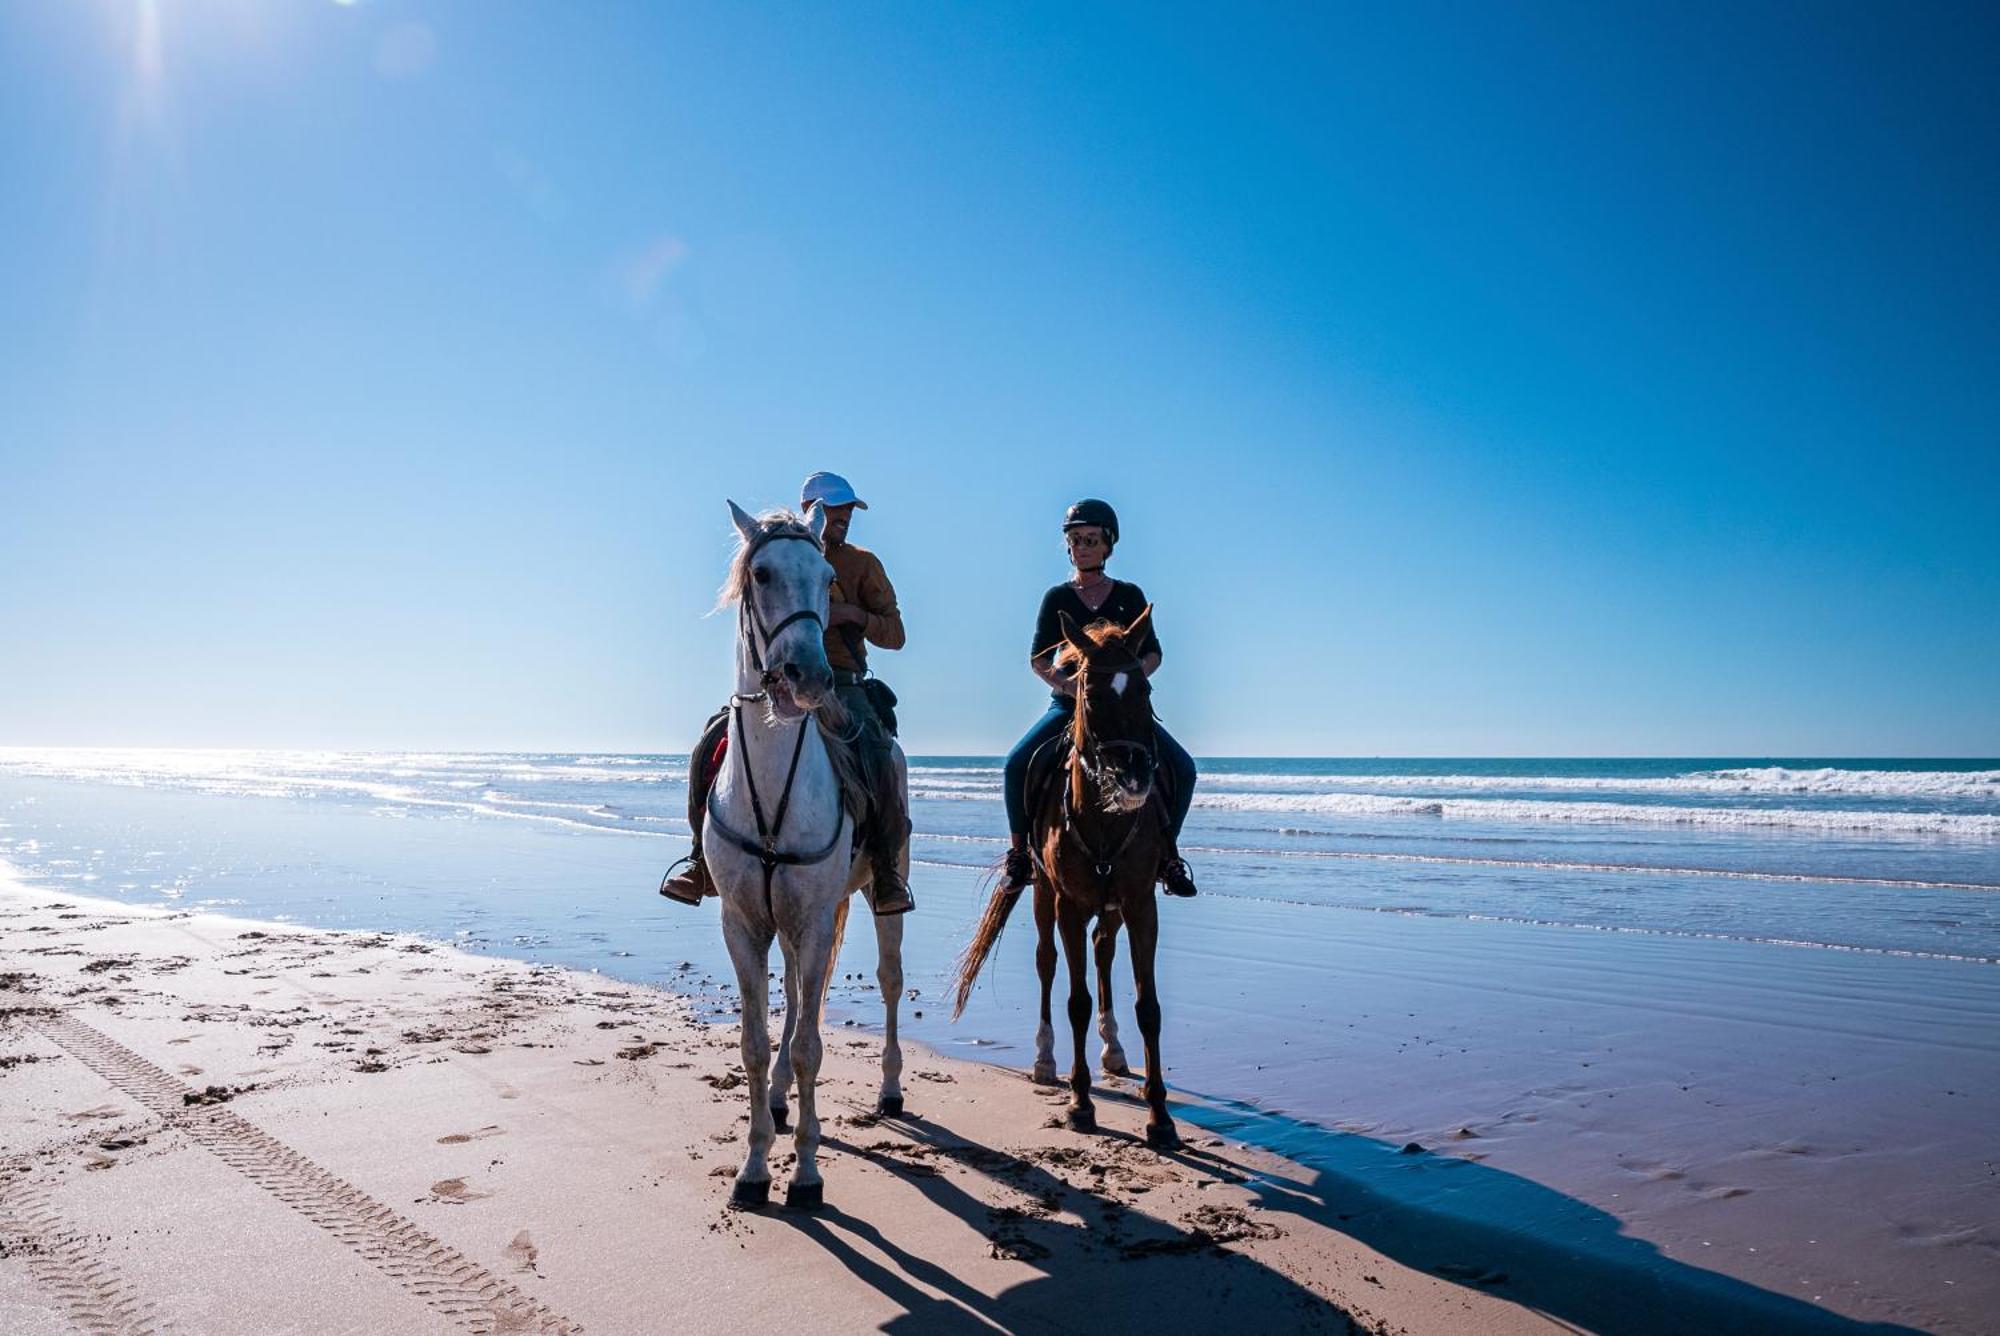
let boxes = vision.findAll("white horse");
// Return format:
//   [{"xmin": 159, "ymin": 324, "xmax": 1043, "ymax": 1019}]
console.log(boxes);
[{"xmin": 707, "ymin": 500, "xmax": 908, "ymax": 1210}]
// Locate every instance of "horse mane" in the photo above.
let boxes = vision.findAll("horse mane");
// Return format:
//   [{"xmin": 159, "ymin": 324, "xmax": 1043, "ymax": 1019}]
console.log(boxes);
[
  {"xmin": 716, "ymin": 508, "xmax": 819, "ymax": 610},
  {"xmin": 1051, "ymin": 619, "xmax": 1134, "ymax": 674}
]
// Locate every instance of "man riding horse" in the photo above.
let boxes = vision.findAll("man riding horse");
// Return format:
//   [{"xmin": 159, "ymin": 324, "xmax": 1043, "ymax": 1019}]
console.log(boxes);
[{"xmin": 659, "ymin": 471, "xmax": 914, "ymax": 915}]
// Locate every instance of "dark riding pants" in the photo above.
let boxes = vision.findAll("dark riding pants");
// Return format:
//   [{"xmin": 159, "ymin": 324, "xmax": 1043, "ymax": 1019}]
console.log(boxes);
[
  {"xmin": 1002, "ymin": 695, "xmax": 1195, "ymax": 841},
  {"xmin": 834, "ymin": 681, "xmax": 910, "ymax": 858}
]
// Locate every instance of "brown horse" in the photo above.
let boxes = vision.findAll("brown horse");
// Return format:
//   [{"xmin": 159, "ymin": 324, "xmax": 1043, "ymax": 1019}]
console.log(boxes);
[{"xmin": 954, "ymin": 607, "xmax": 1179, "ymax": 1149}]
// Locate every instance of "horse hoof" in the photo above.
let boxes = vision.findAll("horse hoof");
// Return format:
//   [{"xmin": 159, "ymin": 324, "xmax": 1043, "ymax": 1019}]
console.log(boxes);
[
  {"xmin": 1146, "ymin": 1121, "xmax": 1182, "ymax": 1151},
  {"xmin": 876, "ymin": 1095, "xmax": 904, "ymax": 1118},
  {"xmin": 1102, "ymin": 1063, "xmax": 1135, "ymax": 1080},
  {"xmin": 770, "ymin": 1103, "xmax": 790, "ymax": 1133},
  {"xmin": 1065, "ymin": 1105, "xmax": 1097, "ymax": 1133},
  {"xmin": 1031, "ymin": 1062, "xmax": 1060, "ymax": 1086},
  {"xmin": 784, "ymin": 1180, "xmax": 824, "ymax": 1211},
  {"xmin": 729, "ymin": 1178, "xmax": 771, "ymax": 1210}
]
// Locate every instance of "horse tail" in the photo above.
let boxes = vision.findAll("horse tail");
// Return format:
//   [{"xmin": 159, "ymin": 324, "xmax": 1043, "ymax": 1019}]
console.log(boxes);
[
  {"xmin": 823, "ymin": 894, "xmax": 850, "ymax": 1012},
  {"xmin": 951, "ymin": 866, "xmax": 1024, "ymax": 1020}
]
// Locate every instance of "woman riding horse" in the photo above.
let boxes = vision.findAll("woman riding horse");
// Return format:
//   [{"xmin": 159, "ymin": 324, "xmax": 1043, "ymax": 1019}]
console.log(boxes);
[{"xmin": 999, "ymin": 499, "xmax": 1198, "ymax": 899}]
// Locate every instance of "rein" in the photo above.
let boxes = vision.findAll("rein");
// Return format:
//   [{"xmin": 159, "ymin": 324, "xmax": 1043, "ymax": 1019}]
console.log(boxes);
[{"xmin": 707, "ymin": 524, "xmax": 846, "ymax": 916}]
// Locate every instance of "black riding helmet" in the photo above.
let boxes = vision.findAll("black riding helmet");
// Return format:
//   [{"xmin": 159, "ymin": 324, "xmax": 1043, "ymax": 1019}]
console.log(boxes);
[{"xmin": 1062, "ymin": 498, "xmax": 1119, "ymax": 547}]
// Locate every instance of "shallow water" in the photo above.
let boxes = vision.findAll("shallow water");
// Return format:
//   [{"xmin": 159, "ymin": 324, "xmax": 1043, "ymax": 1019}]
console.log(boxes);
[
  {"xmin": 3, "ymin": 749, "xmax": 1995, "ymax": 955},
  {"xmin": 2, "ymin": 751, "xmax": 1996, "ymax": 1331}
]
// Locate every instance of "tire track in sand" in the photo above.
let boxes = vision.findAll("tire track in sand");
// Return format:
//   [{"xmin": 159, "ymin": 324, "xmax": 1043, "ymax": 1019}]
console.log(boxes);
[
  {"xmin": 29, "ymin": 1012, "xmax": 578, "ymax": 1335},
  {"xmin": 0, "ymin": 1159, "xmax": 167, "ymax": 1335}
]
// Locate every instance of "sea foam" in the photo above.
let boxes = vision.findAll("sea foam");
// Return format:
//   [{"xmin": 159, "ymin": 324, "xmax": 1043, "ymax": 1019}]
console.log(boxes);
[{"xmin": 1189, "ymin": 790, "xmax": 2000, "ymax": 837}]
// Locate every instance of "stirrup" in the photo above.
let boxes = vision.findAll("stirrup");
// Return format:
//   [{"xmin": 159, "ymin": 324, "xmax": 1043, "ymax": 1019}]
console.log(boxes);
[
  {"xmin": 1160, "ymin": 856, "xmax": 1198, "ymax": 898},
  {"xmin": 658, "ymin": 854, "xmax": 709, "ymax": 906},
  {"xmin": 870, "ymin": 873, "xmax": 914, "ymax": 916}
]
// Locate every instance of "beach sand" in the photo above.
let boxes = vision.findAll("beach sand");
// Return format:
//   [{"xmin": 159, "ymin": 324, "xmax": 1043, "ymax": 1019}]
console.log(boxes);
[{"xmin": 0, "ymin": 884, "xmax": 1571, "ymax": 1336}]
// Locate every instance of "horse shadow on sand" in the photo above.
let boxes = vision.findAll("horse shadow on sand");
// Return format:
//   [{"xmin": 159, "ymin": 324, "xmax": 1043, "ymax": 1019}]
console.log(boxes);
[
  {"xmin": 1164, "ymin": 1086, "xmax": 1925, "ymax": 1336},
  {"xmin": 769, "ymin": 1079, "xmax": 1925, "ymax": 1336},
  {"xmin": 772, "ymin": 1108, "xmax": 1357, "ymax": 1335}
]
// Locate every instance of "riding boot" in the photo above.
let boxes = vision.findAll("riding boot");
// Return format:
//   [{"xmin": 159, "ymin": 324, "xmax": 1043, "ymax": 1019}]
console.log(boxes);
[
  {"xmin": 999, "ymin": 834, "xmax": 1034, "ymax": 900},
  {"xmin": 660, "ymin": 710, "xmax": 728, "ymax": 906},
  {"xmin": 1158, "ymin": 841, "xmax": 1199, "ymax": 898},
  {"xmin": 867, "ymin": 787, "xmax": 914, "ymax": 917},
  {"xmin": 657, "ymin": 850, "xmax": 711, "ymax": 905},
  {"xmin": 869, "ymin": 840, "xmax": 913, "ymax": 915}
]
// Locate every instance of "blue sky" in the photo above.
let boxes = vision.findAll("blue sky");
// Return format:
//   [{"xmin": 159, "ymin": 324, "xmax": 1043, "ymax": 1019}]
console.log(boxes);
[{"xmin": 3, "ymin": 1, "xmax": 1995, "ymax": 756}]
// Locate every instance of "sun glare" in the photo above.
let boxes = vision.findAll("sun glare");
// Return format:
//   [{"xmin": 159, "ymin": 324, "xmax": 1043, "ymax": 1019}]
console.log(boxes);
[{"xmin": 131, "ymin": 0, "xmax": 164, "ymax": 94}]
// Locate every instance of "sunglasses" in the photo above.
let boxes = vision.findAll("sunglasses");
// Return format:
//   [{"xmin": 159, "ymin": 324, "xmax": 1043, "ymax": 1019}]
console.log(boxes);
[{"xmin": 1066, "ymin": 532, "xmax": 1106, "ymax": 549}]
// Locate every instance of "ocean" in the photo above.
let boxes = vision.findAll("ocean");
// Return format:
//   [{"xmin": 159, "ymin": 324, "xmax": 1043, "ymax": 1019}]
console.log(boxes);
[{"xmin": 2, "ymin": 750, "xmax": 1995, "ymax": 962}]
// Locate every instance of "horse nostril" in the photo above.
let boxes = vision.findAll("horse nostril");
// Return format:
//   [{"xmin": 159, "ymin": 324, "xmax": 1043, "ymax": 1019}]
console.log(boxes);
[{"xmin": 783, "ymin": 663, "xmax": 803, "ymax": 683}]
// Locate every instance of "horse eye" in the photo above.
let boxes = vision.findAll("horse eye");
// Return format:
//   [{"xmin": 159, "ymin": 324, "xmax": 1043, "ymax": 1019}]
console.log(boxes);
[{"xmin": 753, "ymin": 568, "xmax": 771, "ymax": 586}]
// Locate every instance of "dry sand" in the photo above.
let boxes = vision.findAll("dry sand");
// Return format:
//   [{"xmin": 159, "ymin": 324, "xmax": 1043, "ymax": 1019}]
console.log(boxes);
[{"xmin": 0, "ymin": 885, "xmax": 1573, "ymax": 1336}]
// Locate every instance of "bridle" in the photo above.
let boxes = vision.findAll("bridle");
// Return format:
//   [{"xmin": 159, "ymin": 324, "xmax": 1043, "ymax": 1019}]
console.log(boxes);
[
  {"xmin": 736, "ymin": 528, "xmax": 827, "ymax": 696},
  {"xmin": 1061, "ymin": 657, "xmax": 1162, "ymax": 882},
  {"xmin": 707, "ymin": 524, "xmax": 846, "ymax": 916},
  {"xmin": 1071, "ymin": 659, "xmax": 1159, "ymax": 789}
]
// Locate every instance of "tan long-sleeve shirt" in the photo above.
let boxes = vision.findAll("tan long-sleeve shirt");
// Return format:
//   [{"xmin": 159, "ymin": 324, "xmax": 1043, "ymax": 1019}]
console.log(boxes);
[{"xmin": 825, "ymin": 541, "xmax": 904, "ymax": 673}]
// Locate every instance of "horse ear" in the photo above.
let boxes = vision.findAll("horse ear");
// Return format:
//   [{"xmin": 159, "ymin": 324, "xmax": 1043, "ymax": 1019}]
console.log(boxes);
[
  {"xmin": 1125, "ymin": 603, "xmax": 1154, "ymax": 650},
  {"xmin": 1058, "ymin": 610, "xmax": 1093, "ymax": 660},
  {"xmin": 727, "ymin": 500, "xmax": 759, "ymax": 543},
  {"xmin": 804, "ymin": 503, "xmax": 828, "ymax": 545}
]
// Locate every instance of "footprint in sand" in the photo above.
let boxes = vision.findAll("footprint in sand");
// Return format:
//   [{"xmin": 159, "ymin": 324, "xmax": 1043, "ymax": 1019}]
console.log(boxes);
[
  {"xmin": 66, "ymin": 1104, "xmax": 125, "ymax": 1122},
  {"xmin": 504, "ymin": 1230, "xmax": 539, "ymax": 1274},
  {"xmin": 428, "ymin": 1177, "xmax": 492, "ymax": 1203},
  {"xmin": 436, "ymin": 1125, "xmax": 505, "ymax": 1145}
]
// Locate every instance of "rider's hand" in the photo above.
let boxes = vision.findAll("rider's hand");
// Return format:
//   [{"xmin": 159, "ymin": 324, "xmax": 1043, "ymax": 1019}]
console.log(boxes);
[{"xmin": 829, "ymin": 601, "xmax": 868, "ymax": 629}]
